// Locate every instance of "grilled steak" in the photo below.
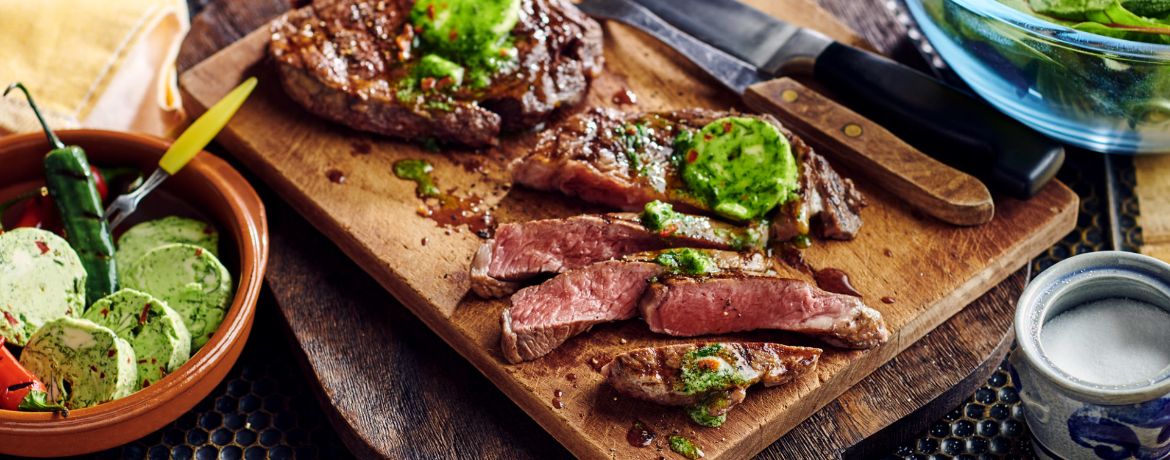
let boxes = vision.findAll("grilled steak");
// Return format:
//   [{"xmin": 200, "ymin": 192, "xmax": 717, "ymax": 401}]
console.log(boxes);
[
  {"xmin": 512, "ymin": 108, "xmax": 865, "ymax": 239},
  {"xmin": 640, "ymin": 274, "xmax": 889, "ymax": 349},
  {"xmin": 500, "ymin": 250, "xmax": 768, "ymax": 363},
  {"xmin": 602, "ymin": 342, "xmax": 821, "ymax": 418},
  {"xmin": 469, "ymin": 211, "xmax": 767, "ymax": 298},
  {"xmin": 269, "ymin": 0, "xmax": 603, "ymax": 147},
  {"xmin": 773, "ymin": 151, "xmax": 867, "ymax": 241}
]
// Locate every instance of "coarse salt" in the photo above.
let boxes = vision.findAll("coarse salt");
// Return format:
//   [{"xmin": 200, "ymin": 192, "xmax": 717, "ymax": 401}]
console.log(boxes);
[{"xmin": 1041, "ymin": 298, "xmax": 1170, "ymax": 386}]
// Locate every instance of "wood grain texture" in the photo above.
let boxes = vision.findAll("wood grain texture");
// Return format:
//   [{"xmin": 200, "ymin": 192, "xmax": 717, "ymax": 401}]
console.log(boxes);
[
  {"xmin": 1135, "ymin": 155, "xmax": 1170, "ymax": 261},
  {"xmin": 179, "ymin": 1, "xmax": 1078, "ymax": 458},
  {"xmin": 745, "ymin": 78, "xmax": 994, "ymax": 226}
]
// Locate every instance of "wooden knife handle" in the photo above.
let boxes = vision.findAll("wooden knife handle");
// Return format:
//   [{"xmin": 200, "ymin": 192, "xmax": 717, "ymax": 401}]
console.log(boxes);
[{"xmin": 744, "ymin": 77, "xmax": 995, "ymax": 226}]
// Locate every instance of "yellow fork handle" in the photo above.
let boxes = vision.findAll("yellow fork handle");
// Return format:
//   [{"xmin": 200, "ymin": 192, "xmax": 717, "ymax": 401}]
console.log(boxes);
[{"xmin": 159, "ymin": 77, "xmax": 258, "ymax": 175}]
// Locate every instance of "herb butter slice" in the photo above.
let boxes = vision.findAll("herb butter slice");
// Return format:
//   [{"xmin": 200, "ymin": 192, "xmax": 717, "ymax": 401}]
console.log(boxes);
[
  {"xmin": 123, "ymin": 243, "xmax": 233, "ymax": 349},
  {"xmin": 21, "ymin": 317, "xmax": 137, "ymax": 409},
  {"xmin": 0, "ymin": 228, "xmax": 85, "ymax": 346},
  {"xmin": 116, "ymin": 216, "xmax": 219, "ymax": 271},
  {"xmin": 84, "ymin": 289, "xmax": 192, "ymax": 389}
]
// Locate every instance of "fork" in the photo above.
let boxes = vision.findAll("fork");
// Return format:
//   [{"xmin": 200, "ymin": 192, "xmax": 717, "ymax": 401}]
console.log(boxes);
[{"xmin": 105, "ymin": 77, "xmax": 258, "ymax": 229}]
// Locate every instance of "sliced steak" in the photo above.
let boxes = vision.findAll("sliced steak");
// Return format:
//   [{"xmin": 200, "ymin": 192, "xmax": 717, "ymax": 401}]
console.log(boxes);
[
  {"xmin": 512, "ymin": 108, "xmax": 864, "ymax": 239},
  {"xmin": 640, "ymin": 274, "xmax": 889, "ymax": 349},
  {"xmin": 500, "ymin": 250, "xmax": 767, "ymax": 363},
  {"xmin": 470, "ymin": 212, "xmax": 767, "ymax": 298},
  {"xmin": 269, "ymin": 0, "xmax": 603, "ymax": 147},
  {"xmin": 602, "ymin": 342, "xmax": 821, "ymax": 416},
  {"xmin": 772, "ymin": 152, "xmax": 867, "ymax": 241}
]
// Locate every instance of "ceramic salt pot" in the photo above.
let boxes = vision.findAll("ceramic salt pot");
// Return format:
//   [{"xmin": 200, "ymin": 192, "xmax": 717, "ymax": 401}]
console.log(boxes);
[{"xmin": 1012, "ymin": 251, "xmax": 1170, "ymax": 460}]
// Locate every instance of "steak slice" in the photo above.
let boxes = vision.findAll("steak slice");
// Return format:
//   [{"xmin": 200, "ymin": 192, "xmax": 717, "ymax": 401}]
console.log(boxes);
[
  {"xmin": 500, "ymin": 250, "xmax": 768, "ymax": 363},
  {"xmin": 512, "ymin": 108, "xmax": 864, "ymax": 239},
  {"xmin": 269, "ymin": 0, "xmax": 603, "ymax": 147},
  {"xmin": 640, "ymin": 274, "xmax": 889, "ymax": 349},
  {"xmin": 602, "ymin": 342, "xmax": 821, "ymax": 417},
  {"xmin": 469, "ymin": 212, "xmax": 768, "ymax": 298}
]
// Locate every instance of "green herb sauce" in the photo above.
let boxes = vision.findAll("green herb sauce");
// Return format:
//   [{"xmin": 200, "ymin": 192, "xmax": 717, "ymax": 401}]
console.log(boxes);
[
  {"xmin": 655, "ymin": 249, "xmax": 718, "ymax": 275},
  {"xmin": 669, "ymin": 435, "xmax": 705, "ymax": 459},
  {"xmin": 674, "ymin": 117, "xmax": 798, "ymax": 221},
  {"xmin": 676, "ymin": 344, "xmax": 747, "ymax": 395},
  {"xmin": 640, "ymin": 200, "xmax": 683, "ymax": 232},
  {"xmin": 614, "ymin": 123, "xmax": 652, "ymax": 176},
  {"xmin": 686, "ymin": 403, "xmax": 727, "ymax": 428},
  {"xmin": 393, "ymin": 159, "xmax": 440, "ymax": 198},
  {"xmin": 409, "ymin": 0, "xmax": 520, "ymax": 91}
]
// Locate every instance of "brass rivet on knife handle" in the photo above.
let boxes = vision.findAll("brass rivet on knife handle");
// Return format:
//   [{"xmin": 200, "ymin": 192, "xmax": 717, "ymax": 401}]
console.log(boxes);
[{"xmin": 746, "ymin": 77, "xmax": 995, "ymax": 226}]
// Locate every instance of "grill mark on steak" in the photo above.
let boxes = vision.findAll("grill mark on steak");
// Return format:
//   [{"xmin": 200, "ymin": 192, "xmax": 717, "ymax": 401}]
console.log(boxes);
[
  {"xmin": 469, "ymin": 212, "xmax": 768, "ymax": 298},
  {"xmin": 511, "ymin": 108, "xmax": 865, "ymax": 239},
  {"xmin": 500, "ymin": 250, "xmax": 768, "ymax": 363},
  {"xmin": 601, "ymin": 342, "xmax": 821, "ymax": 409},
  {"xmin": 269, "ymin": 0, "xmax": 603, "ymax": 147},
  {"xmin": 640, "ymin": 274, "xmax": 890, "ymax": 349}
]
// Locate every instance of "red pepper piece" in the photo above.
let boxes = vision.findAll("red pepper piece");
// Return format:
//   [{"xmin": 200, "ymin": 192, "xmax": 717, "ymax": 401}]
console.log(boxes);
[{"xmin": 0, "ymin": 337, "xmax": 66, "ymax": 412}]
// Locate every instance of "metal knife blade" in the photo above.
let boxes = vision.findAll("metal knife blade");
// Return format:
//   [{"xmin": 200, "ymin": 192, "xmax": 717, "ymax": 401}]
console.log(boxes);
[
  {"xmin": 631, "ymin": 0, "xmax": 832, "ymax": 74},
  {"xmin": 576, "ymin": 0, "xmax": 765, "ymax": 94}
]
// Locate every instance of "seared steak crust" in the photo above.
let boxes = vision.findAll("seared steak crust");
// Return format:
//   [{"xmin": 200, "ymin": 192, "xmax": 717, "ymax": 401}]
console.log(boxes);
[
  {"xmin": 269, "ymin": 0, "xmax": 603, "ymax": 146},
  {"xmin": 640, "ymin": 274, "xmax": 889, "ymax": 349},
  {"xmin": 602, "ymin": 342, "xmax": 821, "ymax": 407},
  {"xmin": 470, "ymin": 212, "xmax": 767, "ymax": 298},
  {"xmin": 500, "ymin": 251, "xmax": 768, "ymax": 363},
  {"xmin": 512, "ymin": 108, "xmax": 865, "ymax": 238}
]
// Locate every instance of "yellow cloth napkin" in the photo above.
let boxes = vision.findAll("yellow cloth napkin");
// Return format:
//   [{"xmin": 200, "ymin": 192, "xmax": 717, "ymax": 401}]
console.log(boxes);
[{"xmin": 0, "ymin": 0, "xmax": 189, "ymax": 138}]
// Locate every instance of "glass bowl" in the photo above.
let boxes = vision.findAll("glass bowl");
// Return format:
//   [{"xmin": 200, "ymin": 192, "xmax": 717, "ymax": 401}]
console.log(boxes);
[{"xmin": 906, "ymin": 0, "xmax": 1170, "ymax": 153}]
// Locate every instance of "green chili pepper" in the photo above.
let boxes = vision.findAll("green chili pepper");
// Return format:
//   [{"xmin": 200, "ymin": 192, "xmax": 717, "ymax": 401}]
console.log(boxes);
[{"xmin": 5, "ymin": 83, "xmax": 118, "ymax": 305}]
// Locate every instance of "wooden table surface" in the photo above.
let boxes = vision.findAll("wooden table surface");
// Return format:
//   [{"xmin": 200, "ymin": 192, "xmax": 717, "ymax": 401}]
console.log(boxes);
[{"xmin": 177, "ymin": 1, "xmax": 1030, "ymax": 458}]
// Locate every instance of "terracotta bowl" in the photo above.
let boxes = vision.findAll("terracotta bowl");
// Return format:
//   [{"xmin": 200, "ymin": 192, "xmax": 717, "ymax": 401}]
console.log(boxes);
[{"xmin": 0, "ymin": 130, "xmax": 268, "ymax": 457}]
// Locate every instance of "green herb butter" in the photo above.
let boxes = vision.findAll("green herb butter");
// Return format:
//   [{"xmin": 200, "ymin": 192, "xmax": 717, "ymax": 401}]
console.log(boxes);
[
  {"xmin": 676, "ymin": 344, "xmax": 748, "ymax": 395},
  {"xmin": 21, "ymin": 317, "xmax": 137, "ymax": 409},
  {"xmin": 393, "ymin": 159, "xmax": 441, "ymax": 198},
  {"xmin": 410, "ymin": 0, "xmax": 521, "ymax": 89},
  {"xmin": 123, "ymin": 243, "xmax": 233, "ymax": 350},
  {"xmin": 0, "ymin": 228, "xmax": 85, "ymax": 346},
  {"xmin": 669, "ymin": 435, "xmax": 705, "ymax": 459},
  {"xmin": 83, "ymin": 289, "xmax": 192, "ymax": 389},
  {"xmin": 686, "ymin": 402, "xmax": 728, "ymax": 428},
  {"xmin": 675, "ymin": 117, "xmax": 798, "ymax": 221},
  {"xmin": 115, "ymin": 216, "xmax": 219, "ymax": 272},
  {"xmin": 655, "ymin": 249, "xmax": 719, "ymax": 275}
]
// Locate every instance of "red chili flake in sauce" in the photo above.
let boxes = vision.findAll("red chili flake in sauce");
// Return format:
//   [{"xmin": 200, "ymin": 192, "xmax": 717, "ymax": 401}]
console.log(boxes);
[
  {"xmin": 426, "ymin": 4, "xmax": 435, "ymax": 19},
  {"xmin": 107, "ymin": 349, "xmax": 116, "ymax": 358},
  {"xmin": 195, "ymin": 247, "xmax": 204, "ymax": 257},
  {"xmin": 99, "ymin": 308, "xmax": 109, "ymax": 318},
  {"xmin": 89, "ymin": 365, "xmax": 99, "ymax": 373},
  {"xmin": 658, "ymin": 224, "xmax": 678, "ymax": 237},
  {"xmin": 35, "ymin": 240, "xmax": 50, "ymax": 254},
  {"xmin": 703, "ymin": 133, "xmax": 713, "ymax": 141},
  {"xmin": 881, "ymin": 296, "xmax": 896, "ymax": 304},
  {"xmin": 420, "ymin": 77, "xmax": 436, "ymax": 91},
  {"xmin": 436, "ymin": 76, "xmax": 455, "ymax": 89},
  {"xmin": 722, "ymin": 121, "xmax": 733, "ymax": 133},
  {"xmin": 448, "ymin": 29, "xmax": 459, "ymax": 41},
  {"xmin": 686, "ymin": 150, "xmax": 698, "ymax": 163},
  {"xmin": 139, "ymin": 303, "xmax": 152, "ymax": 325},
  {"xmin": 3, "ymin": 312, "xmax": 17, "ymax": 326}
]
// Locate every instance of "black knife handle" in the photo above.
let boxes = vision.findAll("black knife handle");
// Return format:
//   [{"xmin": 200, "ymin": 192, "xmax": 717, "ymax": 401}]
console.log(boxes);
[{"xmin": 813, "ymin": 42, "xmax": 1064, "ymax": 199}]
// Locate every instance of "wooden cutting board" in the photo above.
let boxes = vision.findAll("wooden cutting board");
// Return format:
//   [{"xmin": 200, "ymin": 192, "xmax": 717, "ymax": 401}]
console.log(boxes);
[{"xmin": 179, "ymin": 0, "xmax": 1078, "ymax": 457}]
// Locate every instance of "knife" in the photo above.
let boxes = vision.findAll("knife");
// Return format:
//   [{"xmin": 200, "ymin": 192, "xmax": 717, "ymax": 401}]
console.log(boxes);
[
  {"xmin": 582, "ymin": 0, "xmax": 1063, "ymax": 200},
  {"xmin": 577, "ymin": 0, "xmax": 995, "ymax": 225}
]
